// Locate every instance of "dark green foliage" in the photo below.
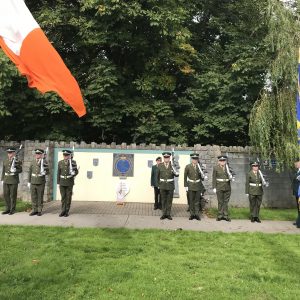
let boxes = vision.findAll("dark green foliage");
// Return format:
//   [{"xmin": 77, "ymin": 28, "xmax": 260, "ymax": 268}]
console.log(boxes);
[{"xmin": 0, "ymin": 0, "xmax": 286, "ymax": 146}]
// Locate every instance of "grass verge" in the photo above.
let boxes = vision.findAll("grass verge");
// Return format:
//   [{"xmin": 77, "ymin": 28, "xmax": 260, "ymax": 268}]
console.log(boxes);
[
  {"xmin": 206, "ymin": 207, "xmax": 296, "ymax": 221},
  {"xmin": 0, "ymin": 199, "xmax": 31, "ymax": 212},
  {"xmin": 0, "ymin": 226, "xmax": 299, "ymax": 300}
]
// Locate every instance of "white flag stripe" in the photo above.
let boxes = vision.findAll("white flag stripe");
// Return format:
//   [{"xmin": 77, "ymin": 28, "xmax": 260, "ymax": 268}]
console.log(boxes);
[{"xmin": 0, "ymin": 0, "xmax": 39, "ymax": 55}]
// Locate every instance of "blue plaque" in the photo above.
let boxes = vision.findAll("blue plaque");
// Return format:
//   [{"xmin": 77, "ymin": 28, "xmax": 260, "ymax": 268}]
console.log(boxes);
[
  {"xmin": 116, "ymin": 159, "xmax": 131, "ymax": 173},
  {"xmin": 113, "ymin": 153, "xmax": 134, "ymax": 177}
]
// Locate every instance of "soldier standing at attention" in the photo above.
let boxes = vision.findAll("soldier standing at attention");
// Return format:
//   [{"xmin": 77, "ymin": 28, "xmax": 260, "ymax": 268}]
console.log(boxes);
[
  {"xmin": 57, "ymin": 149, "xmax": 78, "ymax": 217},
  {"xmin": 212, "ymin": 155, "xmax": 232, "ymax": 222},
  {"xmin": 184, "ymin": 153, "xmax": 205, "ymax": 220},
  {"xmin": 157, "ymin": 152, "xmax": 179, "ymax": 220},
  {"xmin": 28, "ymin": 149, "xmax": 49, "ymax": 216},
  {"xmin": 1, "ymin": 147, "xmax": 22, "ymax": 215},
  {"xmin": 291, "ymin": 158, "xmax": 300, "ymax": 228},
  {"xmin": 151, "ymin": 156, "xmax": 162, "ymax": 210},
  {"xmin": 245, "ymin": 161, "xmax": 264, "ymax": 223}
]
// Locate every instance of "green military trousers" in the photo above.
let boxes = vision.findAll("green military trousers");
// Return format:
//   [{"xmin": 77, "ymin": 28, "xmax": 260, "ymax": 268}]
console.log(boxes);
[
  {"xmin": 188, "ymin": 190, "xmax": 201, "ymax": 217},
  {"xmin": 249, "ymin": 194, "xmax": 262, "ymax": 218},
  {"xmin": 160, "ymin": 189, "xmax": 174, "ymax": 216},
  {"xmin": 30, "ymin": 184, "xmax": 45, "ymax": 213},
  {"xmin": 3, "ymin": 183, "xmax": 18, "ymax": 212},
  {"xmin": 59, "ymin": 185, "xmax": 74, "ymax": 213},
  {"xmin": 216, "ymin": 190, "xmax": 231, "ymax": 218}
]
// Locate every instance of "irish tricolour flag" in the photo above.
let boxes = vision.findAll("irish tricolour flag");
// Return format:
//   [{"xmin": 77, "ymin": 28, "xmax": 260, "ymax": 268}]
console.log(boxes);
[{"xmin": 0, "ymin": 0, "xmax": 86, "ymax": 117}]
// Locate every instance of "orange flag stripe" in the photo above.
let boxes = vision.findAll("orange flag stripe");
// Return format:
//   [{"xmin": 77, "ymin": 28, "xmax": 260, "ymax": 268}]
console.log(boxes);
[{"xmin": 0, "ymin": 28, "xmax": 86, "ymax": 117}]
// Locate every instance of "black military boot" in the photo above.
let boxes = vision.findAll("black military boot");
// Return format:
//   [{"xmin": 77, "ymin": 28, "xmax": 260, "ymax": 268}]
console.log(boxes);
[
  {"xmin": 251, "ymin": 217, "xmax": 255, "ymax": 223},
  {"xmin": 37, "ymin": 212, "xmax": 42, "ymax": 216},
  {"xmin": 29, "ymin": 211, "xmax": 38, "ymax": 216},
  {"xmin": 255, "ymin": 217, "xmax": 261, "ymax": 223},
  {"xmin": 2, "ymin": 210, "xmax": 10, "ymax": 215},
  {"xmin": 59, "ymin": 211, "xmax": 65, "ymax": 217},
  {"xmin": 189, "ymin": 215, "xmax": 194, "ymax": 220},
  {"xmin": 64, "ymin": 212, "xmax": 69, "ymax": 217},
  {"xmin": 195, "ymin": 215, "xmax": 201, "ymax": 221},
  {"xmin": 167, "ymin": 215, "xmax": 173, "ymax": 220},
  {"xmin": 9, "ymin": 211, "xmax": 15, "ymax": 215},
  {"xmin": 160, "ymin": 215, "xmax": 166, "ymax": 220},
  {"xmin": 224, "ymin": 217, "xmax": 231, "ymax": 222}
]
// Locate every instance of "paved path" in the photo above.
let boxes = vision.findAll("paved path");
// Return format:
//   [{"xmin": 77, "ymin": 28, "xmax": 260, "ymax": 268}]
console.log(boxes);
[{"xmin": 0, "ymin": 201, "xmax": 299, "ymax": 234}]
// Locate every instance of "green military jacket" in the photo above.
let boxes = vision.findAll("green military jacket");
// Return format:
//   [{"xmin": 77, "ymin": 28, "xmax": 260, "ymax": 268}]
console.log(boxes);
[
  {"xmin": 245, "ymin": 170, "xmax": 263, "ymax": 195},
  {"xmin": 184, "ymin": 163, "xmax": 205, "ymax": 192},
  {"xmin": 291, "ymin": 168, "xmax": 300, "ymax": 196},
  {"xmin": 212, "ymin": 165, "xmax": 231, "ymax": 191},
  {"xmin": 28, "ymin": 159, "xmax": 49, "ymax": 185},
  {"xmin": 57, "ymin": 159, "xmax": 78, "ymax": 186},
  {"xmin": 151, "ymin": 164, "xmax": 159, "ymax": 187},
  {"xmin": 157, "ymin": 163, "xmax": 178, "ymax": 191},
  {"xmin": 1, "ymin": 158, "xmax": 22, "ymax": 184}
]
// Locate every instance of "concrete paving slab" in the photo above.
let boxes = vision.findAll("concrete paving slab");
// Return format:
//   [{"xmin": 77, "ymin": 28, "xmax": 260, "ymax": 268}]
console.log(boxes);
[{"xmin": 0, "ymin": 201, "xmax": 299, "ymax": 234}]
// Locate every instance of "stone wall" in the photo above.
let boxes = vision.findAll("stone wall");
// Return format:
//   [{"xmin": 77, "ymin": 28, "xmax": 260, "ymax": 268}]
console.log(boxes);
[{"xmin": 0, "ymin": 140, "xmax": 295, "ymax": 208}]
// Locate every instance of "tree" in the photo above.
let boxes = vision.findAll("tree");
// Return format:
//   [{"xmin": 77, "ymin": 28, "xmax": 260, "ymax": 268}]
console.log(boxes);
[
  {"xmin": 0, "ymin": 0, "xmax": 276, "ymax": 146},
  {"xmin": 249, "ymin": 0, "xmax": 300, "ymax": 169}
]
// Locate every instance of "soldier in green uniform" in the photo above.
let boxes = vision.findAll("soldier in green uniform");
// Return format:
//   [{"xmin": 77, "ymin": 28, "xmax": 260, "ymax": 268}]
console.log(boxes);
[
  {"xmin": 291, "ymin": 158, "xmax": 300, "ymax": 228},
  {"xmin": 245, "ymin": 161, "xmax": 264, "ymax": 223},
  {"xmin": 151, "ymin": 156, "xmax": 162, "ymax": 210},
  {"xmin": 57, "ymin": 149, "xmax": 78, "ymax": 217},
  {"xmin": 28, "ymin": 149, "xmax": 49, "ymax": 216},
  {"xmin": 184, "ymin": 153, "xmax": 205, "ymax": 220},
  {"xmin": 212, "ymin": 155, "xmax": 232, "ymax": 222},
  {"xmin": 1, "ymin": 147, "xmax": 22, "ymax": 215},
  {"xmin": 157, "ymin": 152, "xmax": 179, "ymax": 220}
]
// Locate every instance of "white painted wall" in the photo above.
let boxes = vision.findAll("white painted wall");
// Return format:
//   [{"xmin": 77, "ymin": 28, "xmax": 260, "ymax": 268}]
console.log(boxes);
[{"xmin": 55, "ymin": 150, "xmax": 193, "ymax": 204}]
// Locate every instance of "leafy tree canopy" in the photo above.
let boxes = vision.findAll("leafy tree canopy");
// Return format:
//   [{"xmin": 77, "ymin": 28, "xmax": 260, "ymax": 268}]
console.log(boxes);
[{"xmin": 0, "ymin": 0, "xmax": 295, "ymax": 152}]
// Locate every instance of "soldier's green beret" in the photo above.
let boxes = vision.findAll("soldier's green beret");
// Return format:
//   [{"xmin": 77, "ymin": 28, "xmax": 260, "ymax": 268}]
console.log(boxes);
[
  {"xmin": 6, "ymin": 147, "xmax": 16, "ymax": 153},
  {"xmin": 190, "ymin": 153, "xmax": 199, "ymax": 159},
  {"xmin": 62, "ymin": 149, "xmax": 72, "ymax": 155},
  {"xmin": 35, "ymin": 148, "xmax": 44, "ymax": 154},
  {"xmin": 162, "ymin": 152, "xmax": 171, "ymax": 157},
  {"xmin": 218, "ymin": 155, "xmax": 227, "ymax": 161}
]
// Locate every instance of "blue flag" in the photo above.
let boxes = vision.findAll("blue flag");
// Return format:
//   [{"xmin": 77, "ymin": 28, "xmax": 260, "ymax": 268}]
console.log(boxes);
[{"xmin": 297, "ymin": 49, "xmax": 300, "ymax": 144}]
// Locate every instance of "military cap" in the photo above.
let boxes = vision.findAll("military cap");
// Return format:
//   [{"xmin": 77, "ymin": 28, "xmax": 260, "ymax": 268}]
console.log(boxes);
[
  {"xmin": 6, "ymin": 147, "xmax": 16, "ymax": 153},
  {"xmin": 250, "ymin": 161, "xmax": 260, "ymax": 167},
  {"xmin": 34, "ymin": 148, "xmax": 44, "ymax": 154},
  {"xmin": 156, "ymin": 157, "xmax": 162, "ymax": 161},
  {"xmin": 162, "ymin": 152, "xmax": 171, "ymax": 157},
  {"xmin": 218, "ymin": 155, "xmax": 227, "ymax": 161},
  {"xmin": 62, "ymin": 149, "xmax": 72, "ymax": 155},
  {"xmin": 190, "ymin": 153, "xmax": 199, "ymax": 159}
]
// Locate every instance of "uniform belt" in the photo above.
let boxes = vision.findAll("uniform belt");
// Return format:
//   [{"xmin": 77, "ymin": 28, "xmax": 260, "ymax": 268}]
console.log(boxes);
[
  {"xmin": 60, "ymin": 175, "xmax": 73, "ymax": 179},
  {"xmin": 32, "ymin": 174, "xmax": 45, "ymax": 177},
  {"xmin": 249, "ymin": 183, "xmax": 262, "ymax": 187},
  {"xmin": 160, "ymin": 179, "xmax": 174, "ymax": 182},
  {"xmin": 187, "ymin": 178, "xmax": 200, "ymax": 183},
  {"xmin": 4, "ymin": 172, "xmax": 16, "ymax": 176},
  {"xmin": 216, "ymin": 178, "xmax": 229, "ymax": 182}
]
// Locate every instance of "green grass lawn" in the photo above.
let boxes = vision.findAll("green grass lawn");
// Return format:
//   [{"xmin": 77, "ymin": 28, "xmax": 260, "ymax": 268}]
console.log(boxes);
[
  {"xmin": 0, "ymin": 199, "xmax": 31, "ymax": 212},
  {"xmin": 0, "ymin": 226, "xmax": 299, "ymax": 300},
  {"xmin": 206, "ymin": 207, "xmax": 296, "ymax": 221}
]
